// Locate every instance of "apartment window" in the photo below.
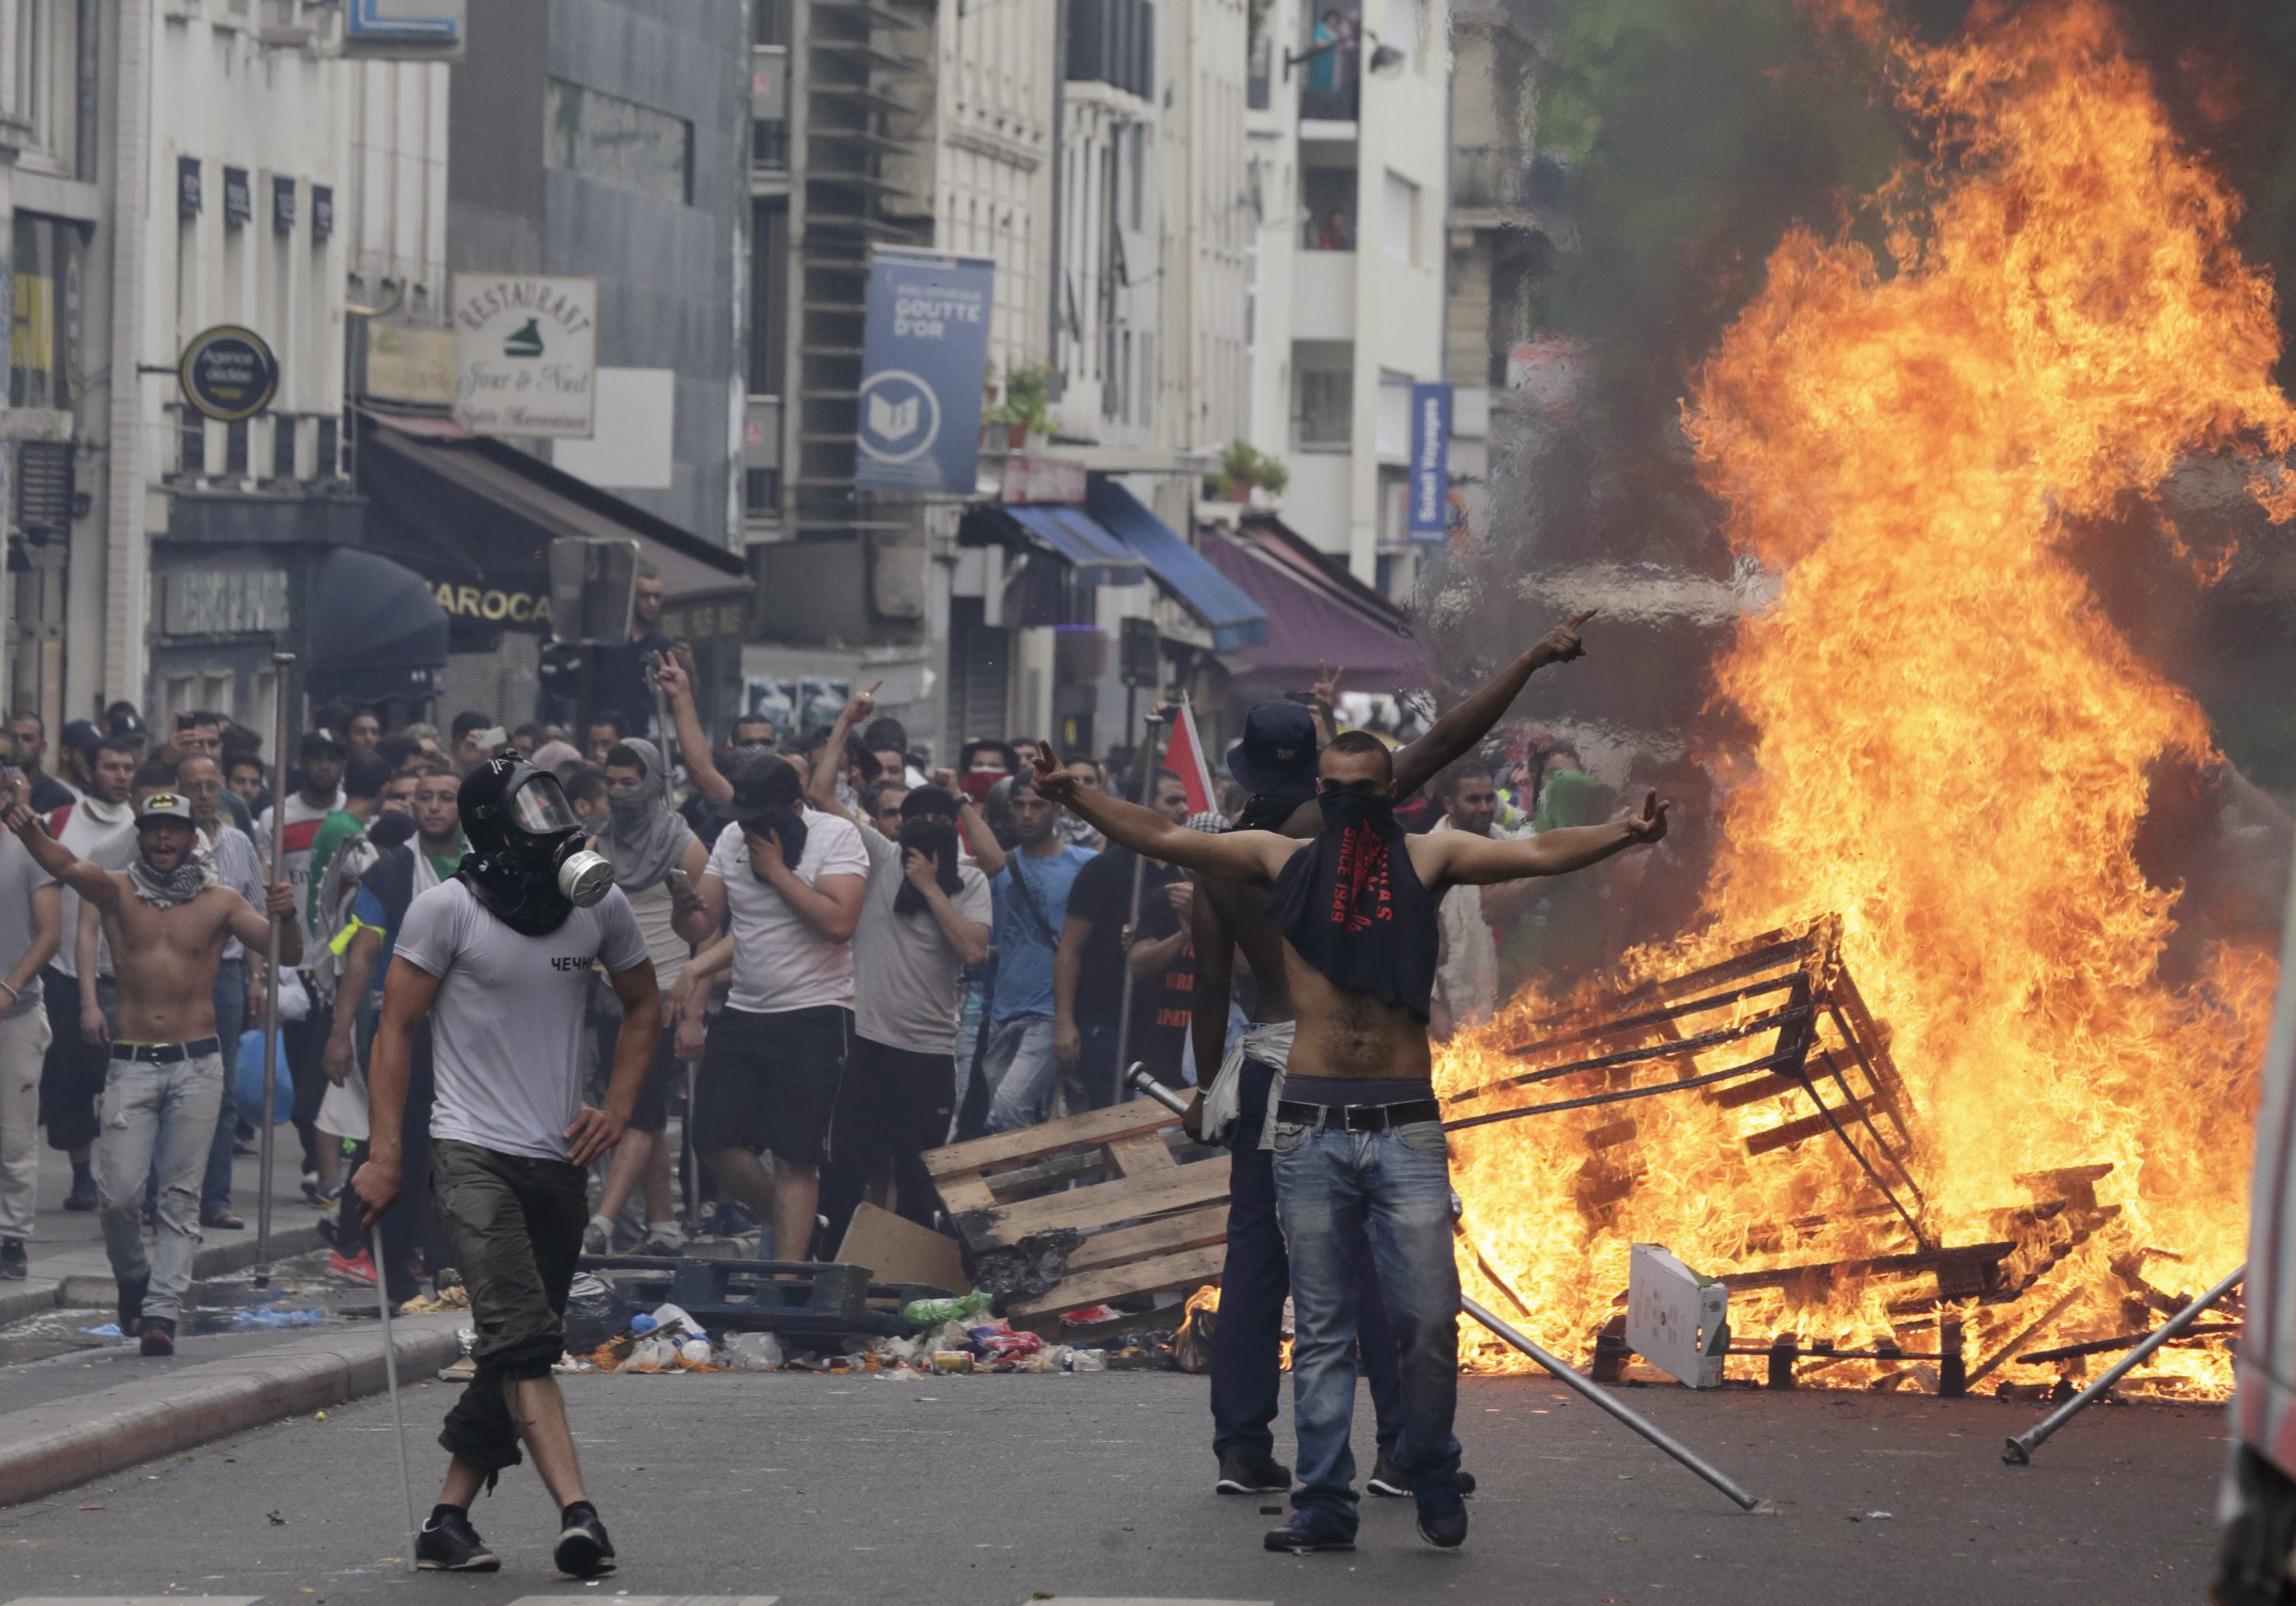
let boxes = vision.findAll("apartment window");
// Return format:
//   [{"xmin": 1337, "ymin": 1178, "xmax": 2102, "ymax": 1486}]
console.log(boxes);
[
  {"xmin": 10, "ymin": 213, "xmax": 83, "ymax": 410},
  {"xmin": 179, "ymin": 411, "xmax": 206, "ymax": 476},
  {"xmin": 224, "ymin": 418, "xmax": 249, "ymax": 477},
  {"xmin": 1383, "ymin": 171, "xmax": 1417, "ymax": 264},
  {"xmin": 745, "ymin": 467, "xmax": 781, "ymax": 517},
  {"xmin": 1295, "ymin": 367, "xmax": 1350, "ymax": 449},
  {"xmin": 754, "ymin": 0, "xmax": 792, "ymax": 45},
  {"xmin": 1128, "ymin": 124, "xmax": 1145, "ymax": 232},
  {"xmin": 752, "ymin": 120, "xmax": 789, "ymax": 169},
  {"xmin": 272, "ymin": 415, "xmax": 296, "ymax": 479},
  {"xmin": 749, "ymin": 197, "xmax": 789, "ymax": 396},
  {"xmin": 316, "ymin": 414, "xmax": 339, "ymax": 479},
  {"xmin": 14, "ymin": 3, "xmax": 41, "ymax": 150},
  {"xmin": 545, "ymin": 78, "xmax": 694, "ymax": 204}
]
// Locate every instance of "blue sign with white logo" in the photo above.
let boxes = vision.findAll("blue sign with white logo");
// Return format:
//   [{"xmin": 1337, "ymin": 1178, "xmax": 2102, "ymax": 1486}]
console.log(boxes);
[
  {"xmin": 1407, "ymin": 381, "xmax": 1450, "ymax": 539},
  {"xmin": 856, "ymin": 249, "xmax": 995, "ymax": 495}
]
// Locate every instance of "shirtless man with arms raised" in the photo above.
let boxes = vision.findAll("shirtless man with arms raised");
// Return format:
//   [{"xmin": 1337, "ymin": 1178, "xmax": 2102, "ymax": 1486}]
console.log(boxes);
[
  {"xmin": 3, "ymin": 780, "xmax": 296, "ymax": 1354},
  {"xmin": 1174, "ymin": 615, "xmax": 1596, "ymax": 1507},
  {"xmin": 1026, "ymin": 716, "xmax": 1666, "ymax": 1557}
]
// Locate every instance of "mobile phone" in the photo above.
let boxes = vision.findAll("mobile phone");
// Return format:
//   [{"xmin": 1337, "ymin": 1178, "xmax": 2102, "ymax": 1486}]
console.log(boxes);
[{"xmin": 665, "ymin": 868, "xmax": 693, "ymax": 896}]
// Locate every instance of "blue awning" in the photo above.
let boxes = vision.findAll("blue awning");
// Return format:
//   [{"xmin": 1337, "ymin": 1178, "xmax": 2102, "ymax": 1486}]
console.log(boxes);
[
  {"xmin": 1000, "ymin": 503, "xmax": 1147, "ymax": 587},
  {"xmin": 1087, "ymin": 479, "xmax": 1269, "ymax": 652}
]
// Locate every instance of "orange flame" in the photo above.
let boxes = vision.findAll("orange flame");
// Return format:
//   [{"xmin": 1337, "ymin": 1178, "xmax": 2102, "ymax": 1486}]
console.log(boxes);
[{"xmin": 1439, "ymin": 0, "xmax": 2295, "ymax": 1394}]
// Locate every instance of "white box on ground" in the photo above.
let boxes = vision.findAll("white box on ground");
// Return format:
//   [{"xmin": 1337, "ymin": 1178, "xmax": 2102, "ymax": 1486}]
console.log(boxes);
[{"xmin": 1626, "ymin": 1242, "xmax": 1729, "ymax": 1388}]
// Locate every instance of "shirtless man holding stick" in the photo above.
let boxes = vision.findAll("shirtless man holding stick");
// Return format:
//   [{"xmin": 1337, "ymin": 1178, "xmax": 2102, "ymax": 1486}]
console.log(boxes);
[
  {"xmin": 1024, "ymin": 722, "xmax": 1667, "ymax": 1557},
  {"xmin": 2, "ymin": 778, "xmax": 297, "ymax": 1356}
]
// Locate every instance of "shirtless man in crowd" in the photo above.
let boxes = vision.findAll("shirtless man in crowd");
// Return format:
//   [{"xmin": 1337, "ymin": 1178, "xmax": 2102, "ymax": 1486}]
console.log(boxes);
[
  {"xmin": 1184, "ymin": 614, "xmax": 1597, "ymax": 1506},
  {"xmin": 1026, "ymin": 721, "xmax": 1666, "ymax": 1557},
  {"xmin": 3, "ymin": 779, "xmax": 296, "ymax": 1354}
]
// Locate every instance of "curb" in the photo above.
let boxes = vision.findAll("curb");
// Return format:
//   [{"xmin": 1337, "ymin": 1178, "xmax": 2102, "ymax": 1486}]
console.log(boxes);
[
  {"xmin": 0, "ymin": 1311, "xmax": 465, "ymax": 1507},
  {"xmin": 36, "ymin": 1225, "xmax": 330, "ymax": 1312},
  {"xmin": 0, "ymin": 1279, "xmax": 63, "ymax": 1327}
]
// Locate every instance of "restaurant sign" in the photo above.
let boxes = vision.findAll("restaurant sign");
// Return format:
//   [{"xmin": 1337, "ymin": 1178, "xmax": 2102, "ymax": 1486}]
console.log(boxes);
[{"xmin": 451, "ymin": 273, "xmax": 597, "ymax": 439}]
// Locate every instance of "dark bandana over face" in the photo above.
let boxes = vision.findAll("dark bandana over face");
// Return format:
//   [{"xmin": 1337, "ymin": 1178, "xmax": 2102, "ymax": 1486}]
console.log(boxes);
[{"xmin": 1269, "ymin": 789, "xmax": 1438, "ymax": 1022}]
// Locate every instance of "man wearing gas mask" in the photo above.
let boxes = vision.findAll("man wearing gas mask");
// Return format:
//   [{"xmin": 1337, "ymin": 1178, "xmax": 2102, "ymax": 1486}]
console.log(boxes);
[{"xmin": 350, "ymin": 758, "xmax": 658, "ymax": 1578}]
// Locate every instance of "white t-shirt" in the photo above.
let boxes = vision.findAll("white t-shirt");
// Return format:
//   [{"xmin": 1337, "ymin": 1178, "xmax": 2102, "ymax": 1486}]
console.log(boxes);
[
  {"xmin": 705, "ymin": 810, "xmax": 871, "ymax": 1015},
  {"xmin": 850, "ymin": 823, "xmax": 992, "ymax": 1057},
  {"xmin": 255, "ymin": 788, "xmax": 346, "ymax": 959},
  {"xmin": 49, "ymin": 797, "xmax": 132, "ymax": 980},
  {"xmin": 394, "ymin": 877, "xmax": 651, "ymax": 1162}
]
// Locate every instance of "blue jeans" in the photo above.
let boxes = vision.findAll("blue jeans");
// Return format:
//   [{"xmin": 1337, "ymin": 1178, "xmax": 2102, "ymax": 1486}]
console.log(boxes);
[
  {"xmin": 1211, "ymin": 1058, "xmax": 1405, "ymax": 1464},
  {"xmin": 97, "ymin": 1049, "xmax": 226, "ymax": 1325},
  {"xmin": 1272, "ymin": 1112, "xmax": 1462, "ymax": 1528},
  {"xmin": 200, "ymin": 959, "xmax": 247, "ymax": 1210},
  {"xmin": 984, "ymin": 1015, "xmax": 1058, "ymax": 1132}
]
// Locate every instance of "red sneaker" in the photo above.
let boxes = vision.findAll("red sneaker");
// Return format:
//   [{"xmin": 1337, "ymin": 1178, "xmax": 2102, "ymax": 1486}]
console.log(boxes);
[{"xmin": 327, "ymin": 1249, "xmax": 378, "ymax": 1285}]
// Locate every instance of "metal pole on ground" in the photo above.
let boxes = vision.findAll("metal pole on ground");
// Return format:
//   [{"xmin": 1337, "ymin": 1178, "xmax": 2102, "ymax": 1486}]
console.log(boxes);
[
  {"xmin": 255, "ymin": 650, "xmax": 294, "ymax": 1287},
  {"xmin": 370, "ymin": 1224, "xmax": 420, "ymax": 1573},
  {"xmin": 1121, "ymin": 1066, "xmax": 1763, "ymax": 1512},
  {"xmin": 2003, "ymin": 1262, "xmax": 2244, "ymax": 1466}
]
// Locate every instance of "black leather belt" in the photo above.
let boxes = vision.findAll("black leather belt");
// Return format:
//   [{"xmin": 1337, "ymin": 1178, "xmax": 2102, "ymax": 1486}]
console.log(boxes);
[
  {"xmin": 1275, "ymin": 1097, "xmax": 1443, "ymax": 1132},
  {"xmin": 111, "ymin": 1036, "xmax": 223, "ymax": 1064}
]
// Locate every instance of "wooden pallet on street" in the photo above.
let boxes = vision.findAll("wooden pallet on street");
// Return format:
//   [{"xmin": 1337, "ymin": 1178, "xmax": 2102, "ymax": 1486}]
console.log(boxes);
[{"xmin": 922, "ymin": 1099, "xmax": 1230, "ymax": 1327}]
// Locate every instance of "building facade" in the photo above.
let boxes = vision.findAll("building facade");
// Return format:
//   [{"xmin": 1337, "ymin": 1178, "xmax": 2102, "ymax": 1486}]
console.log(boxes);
[{"xmin": 1243, "ymin": 0, "xmax": 1450, "ymax": 596}]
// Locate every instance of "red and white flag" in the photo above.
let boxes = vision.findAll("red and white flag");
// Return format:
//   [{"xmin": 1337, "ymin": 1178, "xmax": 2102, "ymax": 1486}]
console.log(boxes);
[{"xmin": 1162, "ymin": 697, "xmax": 1218, "ymax": 817}]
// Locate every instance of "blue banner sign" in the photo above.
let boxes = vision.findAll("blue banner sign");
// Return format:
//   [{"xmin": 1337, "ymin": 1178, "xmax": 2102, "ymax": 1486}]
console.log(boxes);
[
  {"xmin": 856, "ymin": 248, "xmax": 996, "ymax": 495},
  {"xmin": 1407, "ymin": 381, "xmax": 1450, "ymax": 539}
]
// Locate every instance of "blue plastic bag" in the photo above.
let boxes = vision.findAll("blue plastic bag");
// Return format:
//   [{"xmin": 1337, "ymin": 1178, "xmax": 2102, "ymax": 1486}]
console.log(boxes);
[{"xmin": 234, "ymin": 1028, "xmax": 292, "ymax": 1123}]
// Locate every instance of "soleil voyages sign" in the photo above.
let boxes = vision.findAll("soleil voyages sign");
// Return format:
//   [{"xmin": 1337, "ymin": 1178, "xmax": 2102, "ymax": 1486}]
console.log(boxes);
[{"xmin": 451, "ymin": 273, "xmax": 597, "ymax": 439}]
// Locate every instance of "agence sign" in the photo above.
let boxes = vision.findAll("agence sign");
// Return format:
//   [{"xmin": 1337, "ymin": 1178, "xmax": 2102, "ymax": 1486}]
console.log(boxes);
[{"xmin": 179, "ymin": 325, "xmax": 279, "ymax": 423}]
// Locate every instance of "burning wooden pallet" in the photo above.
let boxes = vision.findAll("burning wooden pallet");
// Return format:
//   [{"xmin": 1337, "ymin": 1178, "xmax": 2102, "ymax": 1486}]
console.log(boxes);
[
  {"xmin": 922, "ymin": 1099, "xmax": 1228, "ymax": 1328},
  {"xmin": 1443, "ymin": 917, "xmax": 1932, "ymax": 1250}
]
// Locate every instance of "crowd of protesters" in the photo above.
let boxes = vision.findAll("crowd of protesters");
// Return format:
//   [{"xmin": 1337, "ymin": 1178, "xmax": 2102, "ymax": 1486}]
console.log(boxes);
[{"xmin": 0, "ymin": 635, "xmax": 1617, "ymax": 1325}]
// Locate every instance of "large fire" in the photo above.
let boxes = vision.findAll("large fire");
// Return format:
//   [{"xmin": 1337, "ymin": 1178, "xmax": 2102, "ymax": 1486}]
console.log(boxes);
[{"xmin": 1438, "ymin": 0, "xmax": 2296, "ymax": 1394}]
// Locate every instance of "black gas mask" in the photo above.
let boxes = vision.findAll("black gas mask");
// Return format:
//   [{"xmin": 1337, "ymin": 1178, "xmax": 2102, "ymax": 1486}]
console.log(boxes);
[{"xmin": 455, "ymin": 757, "xmax": 615, "ymax": 935}]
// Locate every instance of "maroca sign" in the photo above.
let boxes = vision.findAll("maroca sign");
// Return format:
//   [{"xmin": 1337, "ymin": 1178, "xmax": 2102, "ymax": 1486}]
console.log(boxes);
[
  {"xmin": 179, "ymin": 325, "xmax": 279, "ymax": 423},
  {"xmin": 451, "ymin": 273, "xmax": 597, "ymax": 439},
  {"xmin": 431, "ymin": 580, "xmax": 554, "ymax": 627}
]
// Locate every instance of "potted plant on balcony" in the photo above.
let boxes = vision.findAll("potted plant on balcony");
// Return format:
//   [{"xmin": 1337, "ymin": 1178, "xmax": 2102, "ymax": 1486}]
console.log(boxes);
[
  {"xmin": 1207, "ymin": 438, "xmax": 1289, "ymax": 502},
  {"xmin": 986, "ymin": 361, "xmax": 1056, "ymax": 449}
]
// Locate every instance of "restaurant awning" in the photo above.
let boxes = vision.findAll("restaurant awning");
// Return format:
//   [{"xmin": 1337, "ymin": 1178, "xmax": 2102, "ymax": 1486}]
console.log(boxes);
[
  {"xmin": 1086, "ymin": 480, "xmax": 1267, "ymax": 652},
  {"xmin": 1200, "ymin": 514, "xmax": 1427, "ymax": 697},
  {"xmin": 356, "ymin": 408, "xmax": 753, "ymax": 628}
]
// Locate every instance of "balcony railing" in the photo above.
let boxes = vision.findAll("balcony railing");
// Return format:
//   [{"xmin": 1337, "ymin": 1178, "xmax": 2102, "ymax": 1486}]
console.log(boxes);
[{"xmin": 1451, "ymin": 145, "xmax": 1562, "ymax": 212}]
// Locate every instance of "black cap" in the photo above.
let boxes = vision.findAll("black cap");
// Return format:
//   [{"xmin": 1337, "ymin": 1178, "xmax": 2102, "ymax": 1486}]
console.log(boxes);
[
  {"xmin": 107, "ymin": 709, "xmax": 148, "ymax": 740},
  {"xmin": 727, "ymin": 752, "xmax": 804, "ymax": 829},
  {"xmin": 60, "ymin": 719, "xmax": 101, "ymax": 756},
  {"xmin": 300, "ymin": 728, "xmax": 348, "ymax": 759},
  {"xmin": 1225, "ymin": 700, "xmax": 1319, "ymax": 796}
]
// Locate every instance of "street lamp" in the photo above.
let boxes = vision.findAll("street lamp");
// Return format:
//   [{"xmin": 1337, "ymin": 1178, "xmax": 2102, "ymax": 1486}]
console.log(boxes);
[{"xmin": 1283, "ymin": 28, "xmax": 1406, "ymax": 78}]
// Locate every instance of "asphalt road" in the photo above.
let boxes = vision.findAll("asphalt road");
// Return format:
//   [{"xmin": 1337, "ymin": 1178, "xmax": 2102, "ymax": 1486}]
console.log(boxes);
[{"xmin": 0, "ymin": 1366, "xmax": 2233, "ymax": 1605}]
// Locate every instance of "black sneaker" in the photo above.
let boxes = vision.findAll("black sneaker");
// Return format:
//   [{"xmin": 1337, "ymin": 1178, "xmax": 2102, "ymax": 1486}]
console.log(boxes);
[
  {"xmin": 1263, "ymin": 1509, "xmax": 1355, "ymax": 1554},
  {"xmin": 553, "ymin": 1508, "xmax": 616, "ymax": 1578},
  {"xmin": 1415, "ymin": 1488, "xmax": 1468, "ymax": 1551},
  {"xmin": 138, "ymin": 1317, "xmax": 176, "ymax": 1357},
  {"xmin": 415, "ymin": 1510, "xmax": 501, "ymax": 1572},
  {"xmin": 0, "ymin": 1239, "xmax": 25, "ymax": 1279},
  {"xmin": 116, "ymin": 1273, "xmax": 148, "ymax": 1338},
  {"xmin": 1366, "ymin": 1453, "xmax": 1477, "ymax": 1498},
  {"xmin": 64, "ymin": 1175, "xmax": 98, "ymax": 1212},
  {"xmin": 1214, "ymin": 1448, "xmax": 1292, "ymax": 1495}
]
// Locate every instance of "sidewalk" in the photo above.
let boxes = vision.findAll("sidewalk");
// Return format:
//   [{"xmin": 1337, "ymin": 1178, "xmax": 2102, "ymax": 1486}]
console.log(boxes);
[{"xmin": 3, "ymin": 1127, "xmax": 332, "ymax": 1325}]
